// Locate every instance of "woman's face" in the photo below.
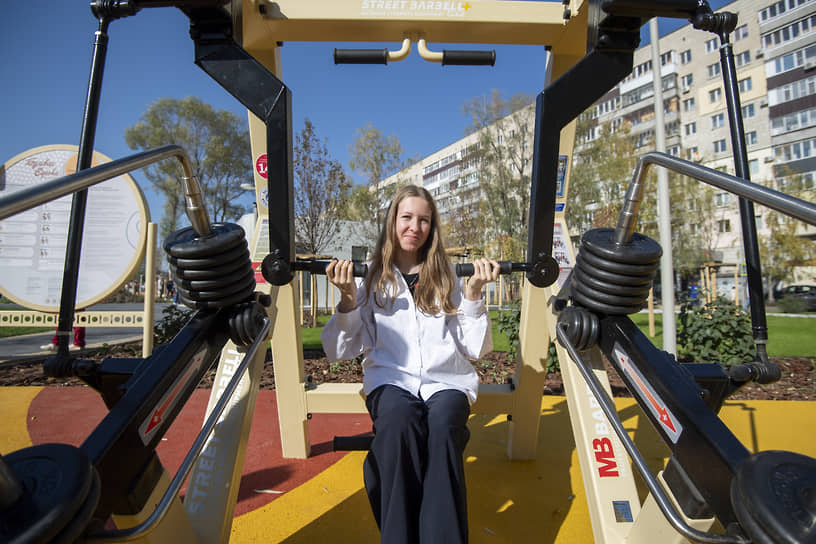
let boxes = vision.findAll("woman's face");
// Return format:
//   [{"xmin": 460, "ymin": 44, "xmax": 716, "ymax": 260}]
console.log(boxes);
[{"xmin": 394, "ymin": 196, "xmax": 432, "ymax": 258}]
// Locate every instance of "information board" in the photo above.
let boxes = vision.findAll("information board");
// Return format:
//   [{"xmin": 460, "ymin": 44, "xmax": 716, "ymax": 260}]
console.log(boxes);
[{"xmin": 0, "ymin": 145, "xmax": 149, "ymax": 311}]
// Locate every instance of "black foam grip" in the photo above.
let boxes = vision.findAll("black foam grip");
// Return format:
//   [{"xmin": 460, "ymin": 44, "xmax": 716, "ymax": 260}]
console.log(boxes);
[
  {"xmin": 293, "ymin": 260, "xmax": 368, "ymax": 277},
  {"xmin": 441, "ymin": 50, "xmax": 496, "ymax": 66},
  {"xmin": 455, "ymin": 261, "xmax": 515, "ymax": 277},
  {"xmin": 334, "ymin": 48, "xmax": 388, "ymax": 64}
]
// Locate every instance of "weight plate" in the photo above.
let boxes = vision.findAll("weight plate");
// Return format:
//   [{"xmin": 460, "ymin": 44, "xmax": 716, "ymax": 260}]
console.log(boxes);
[
  {"xmin": 172, "ymin": 258, "xmax": 249, "ymax": 280},
  {"xmin": 175, "ymin": 271, "xmax": 255, "ymax": 302},
  {"xmin": 167, "ymin": 245, "xmax": 250, "ymax": 270},
  {"xmin": 573, "ymin": 265, "xmax": 652, "ymax": 297},
  {"xmin": 163, "ymin": 223, "xmax": 246, "ymax": 258},
  {"xmin": 578, "ymin": 248, "xmax": 660, "ymax": 278},
  {"xmin": 0, "ymin": 444, "xmax": 94, "ymax": 544},
  {"xmin": 731, "ymin": 450, "xmax": 816, "ymax": 544},
  {"xmin": 582, "ymin": 228, "xmax": 662, "ymax": 265}
]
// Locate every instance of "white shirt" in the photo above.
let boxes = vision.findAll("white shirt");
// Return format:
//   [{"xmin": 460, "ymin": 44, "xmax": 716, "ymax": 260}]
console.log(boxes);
[{"xmin": 320, "ymin": 266, "xmax": 492, "ymax": 404}]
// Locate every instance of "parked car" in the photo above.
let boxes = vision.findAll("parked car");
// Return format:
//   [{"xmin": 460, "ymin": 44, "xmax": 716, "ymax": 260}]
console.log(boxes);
[{"xmin": 776, "ymin": 284, "xmax": 816, "ymax": 312}]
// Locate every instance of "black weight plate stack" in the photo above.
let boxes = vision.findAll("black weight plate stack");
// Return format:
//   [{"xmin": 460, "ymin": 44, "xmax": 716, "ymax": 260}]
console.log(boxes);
[
  {"xmin": 164, "ymin": 223, "xmax": 256, "ymax": 310},
  {"xmin": 572, "ymin": 228, "xmax": 662, "ymax": 315},
  {"xmin": 731, "ymin": 450, "xmax": 816, "ymax": 544},
  {"xmin": 0, "ymin": 443, "xmax": 99, "ymax": 544}
]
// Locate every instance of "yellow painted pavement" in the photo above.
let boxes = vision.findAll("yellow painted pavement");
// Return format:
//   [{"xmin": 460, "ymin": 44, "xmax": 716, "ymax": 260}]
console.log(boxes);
[{"xmin": 3, "ymin": 387, "xmax": 815, "ymax": 543}]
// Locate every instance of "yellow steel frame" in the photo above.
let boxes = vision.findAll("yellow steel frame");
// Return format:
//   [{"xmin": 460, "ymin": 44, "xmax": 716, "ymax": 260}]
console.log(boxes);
[{"xmin": 239, "ymin": 0, "xmax": 591, "ymax": 459}]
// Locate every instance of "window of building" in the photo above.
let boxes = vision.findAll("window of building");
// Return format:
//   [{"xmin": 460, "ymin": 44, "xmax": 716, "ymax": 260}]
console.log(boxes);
[
  {"xmin": 749, "ymin": 159, "xmax": 760, "ymax": 174},
  {"xmin": 687, "ymin": 146, "xmax": 699, "ymax": 160},
  {"xmin": 718, "ymin": 219, "xmax": 731, "ymax": 233},
  {"xmin": 683, "ymin": 97, "xmax": 696, "ymax": 112},
  {"xmin": 715, "ymin": 199, "xmax": 729, "ymax": 215},
  {"xmin": 705, "ymin": 37, "xmax": 719, "ymax": 53},
  {"xmin": 735, "ymin": 50, "xmax": 751, "ymax": 67},
  {"xmin": 707, "ymin": 63, "xmax": 721, "ymax": 78},
  {"xmin": 769, "ymin": 75, "xmax": 816, "ymax": 107},
  {"xmin": 771, "ymin": 106, "xmax": 816, "ymax": 135},
  {"xmin": 755, "ymin": 215, "xmax": 763, "ymax": 230},
  {"xmin": 668, "ymin": 145, "xmax": 681, "ymax": 156},
  {"xmin": 689, "ymin": 223, "xmax": 700, "ymax": 234},
  {"xmin": 660, "ymin": 51, "xmax": 675, "ymax": 65},
  {"xmin": 712, "ymin": 113, "xmax": 725, "ymax": 129},
  {"xmin": 351, "ymin": 246, "xmax": 368, "ymax": 262},
  {"xmin": 742, "ymin": 103, "xmax": 755, "ymax": 118},
  {"xmin": 714, "ymin": 139, "xmax": 727, "ymax": 153},
  {"xmin": 680, "ymin": 49, "xmax": 692, "ymax": 64},
  {"xmin": 738, "ymin": 77, "xmax": 753, "ymax": 93},
  {"xmin": 709, "ymin": 88, "xmax": 722, "ymax": 103},
  {"xmin": 734, "ymin": 24, "xmax": 749, "ymax": 41},
  {"xmin": 770, "ymin": 44, "xmax": 816, "ymax": 76},
  {"xmin": 761, "ymin": 14, "xmax": 816, "ymax": 50},
  {"xmin": 773, "ymin": 137, "xmax": 816, "ymax": 163},
  {"xmin": 681, "ymin": 73, "xmax": 693, "ymax": 89},
  {"xmin": 685, "ymin": 122, "xmax": 697, "ymax": 135},
  {"xmin": 746, "ymin": 131, "xmax": 758, "ymax": 145}
]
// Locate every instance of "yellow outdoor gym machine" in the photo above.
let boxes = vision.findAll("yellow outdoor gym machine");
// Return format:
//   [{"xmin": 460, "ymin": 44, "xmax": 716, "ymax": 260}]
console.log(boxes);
[{"xmin": 2, "ymin": 1, "xmax": 816, "ymax": 543}]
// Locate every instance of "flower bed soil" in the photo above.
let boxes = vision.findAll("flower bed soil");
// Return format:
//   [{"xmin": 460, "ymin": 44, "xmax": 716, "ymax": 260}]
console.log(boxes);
[{"xmin": 2, "ymin": 343, "xmax": 813, "ymax": 401}]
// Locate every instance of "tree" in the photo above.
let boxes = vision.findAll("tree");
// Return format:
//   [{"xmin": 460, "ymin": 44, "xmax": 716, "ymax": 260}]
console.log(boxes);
[
  {"xmin": 347, "ymin": 123, "xmax": 407, "ymax": 237},
  {"xmin": 461, "ymin": 91, "xmax": 534, "ymax": 262},
  {"xmin": 293, "ymin": 119, "xmax": 351, "ymax": 255},
  {"xmin": 569, "ymin": 114, "xmax": 639, "ymax": 236},
  {"xmin": 759, "ymin": 170, "xmax": 815, "ymax": 296},
  {"xmin": 124, "ymin": 96, "xmax": 251, "ymax": 240}
]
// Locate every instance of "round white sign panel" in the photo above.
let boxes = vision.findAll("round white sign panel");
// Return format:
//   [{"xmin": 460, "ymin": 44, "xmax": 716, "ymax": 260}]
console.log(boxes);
[{"xmin": 0, "ymin": 144, "xmax": 150, "ymax": 311}]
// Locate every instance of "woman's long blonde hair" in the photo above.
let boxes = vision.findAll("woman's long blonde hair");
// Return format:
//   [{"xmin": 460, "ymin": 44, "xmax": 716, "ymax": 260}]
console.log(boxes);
[{"xmin": 365, "ymin": 185, "xmax": 457, "ymax": 315}]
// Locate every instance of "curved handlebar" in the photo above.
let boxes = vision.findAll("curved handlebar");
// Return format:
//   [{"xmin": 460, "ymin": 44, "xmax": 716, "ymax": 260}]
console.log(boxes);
[
  {"xmin": 334, "ymin": 38, "xmax": 412, "ymax": 64},
  {"xmin": 417, "ymin": 38, "xmax": 495, "ymax": 65}
]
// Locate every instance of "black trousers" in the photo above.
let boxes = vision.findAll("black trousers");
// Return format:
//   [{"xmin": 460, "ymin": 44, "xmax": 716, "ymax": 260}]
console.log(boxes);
[{"xmin": 364, "ymin": 384, "xmax": 471, "ymax": 544}]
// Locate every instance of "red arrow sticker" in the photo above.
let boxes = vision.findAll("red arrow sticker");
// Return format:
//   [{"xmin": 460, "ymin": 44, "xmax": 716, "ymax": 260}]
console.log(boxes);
[
  {"xmin": 615, "ymin": 346, "xmax": 682, "ymax": 443},
  {"xmin": 139, "ymin": 348, "xmax": 207, "ymax": 444}
]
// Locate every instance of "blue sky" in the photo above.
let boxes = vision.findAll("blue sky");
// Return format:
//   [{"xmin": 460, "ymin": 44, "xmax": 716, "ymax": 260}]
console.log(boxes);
[{"xmin": 0, "ymin": 1, "xmax": 731, "ymax": 226}]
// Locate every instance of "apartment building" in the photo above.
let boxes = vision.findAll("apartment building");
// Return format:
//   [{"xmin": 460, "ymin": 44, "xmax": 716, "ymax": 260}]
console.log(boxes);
[
  {"xmin": 378, "ymin": 0, "xmax": 815, "ymax": 267},
  {"xmin": 761, "ymin": 0, "xmax": 816, "ymax": 240}
]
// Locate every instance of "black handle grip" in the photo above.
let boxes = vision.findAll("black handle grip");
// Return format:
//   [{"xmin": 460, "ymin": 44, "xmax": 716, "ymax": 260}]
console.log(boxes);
[
  {"xmin": 334, "ymin": 48, "xmax": 388, "ymax": 64},
  {"xmin": 292, "ymin": 260, "xmax": 368, "ymax": 277},
  {"xmin": 295, "ymin": 259, "xmax": 528, "ymax": 278},
  {"xmin": 333, "ymin": 434, "xmax": 374, "ymax": 451},
  {"xmin": 455, "ymin": 261, "xmax": 527, "ymax": 277},
  {"xmin": 441, "ymin": 50, "xmax": 496, "ymax": 66}
]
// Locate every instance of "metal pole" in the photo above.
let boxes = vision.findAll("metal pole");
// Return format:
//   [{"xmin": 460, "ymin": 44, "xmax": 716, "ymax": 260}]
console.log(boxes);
[
  {"xmin": 649, "ymin": 19, "xmax": 677, "ymax": 355},
  {"xmin": 719, "ymin": 33, "xmax": 769, "ymax": 360},
  {"xmin": 56, "ymin": 18, "xmax": 111, "ymax": 356},
  {"xmin": 143, "ymin": 222, "xmax": 157, "ymax": 357}
]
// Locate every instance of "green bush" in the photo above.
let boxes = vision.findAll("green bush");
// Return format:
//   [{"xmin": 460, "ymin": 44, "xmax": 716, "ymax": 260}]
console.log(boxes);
[
  {"xmin": 677, "ymin": 297, "xmax": 754, "ymax": 366},
  {"xmin": 496, "ymin": 303, "xmax": 521, "ymax": 363},
  {"xmin": 495, "ymin": 301, "xmax": 559, "ymax": 373},
  {"xmin": 153, "ymin": 304, "xmax": 194, "ymax": 345}
]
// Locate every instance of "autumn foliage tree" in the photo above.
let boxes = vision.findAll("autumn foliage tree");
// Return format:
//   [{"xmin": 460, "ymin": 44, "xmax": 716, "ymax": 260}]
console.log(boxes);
[
  {"xmin": 347, "ymin": 123, "xmax": 408, "ymax": 243},
  {"xmin": 124, "ymin": 96, "xmax": 251, "ymax": 240},
  {"xmin": 293, "ymin": 119, "xmax": 351, "ymax": 255}
]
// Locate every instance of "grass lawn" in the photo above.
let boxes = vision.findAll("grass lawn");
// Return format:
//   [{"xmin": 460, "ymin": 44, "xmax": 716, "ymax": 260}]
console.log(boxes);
[
  {"xmin": 0, "ymin": 326, "xmax": 53, "ymax": 338},
  {"xmin": 3, "ymin": 309, "xmax": 812, "ymax": 358},
  {"xmin": 630, "ymin": 312, "xmax": 816, "ymax": 358}
]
